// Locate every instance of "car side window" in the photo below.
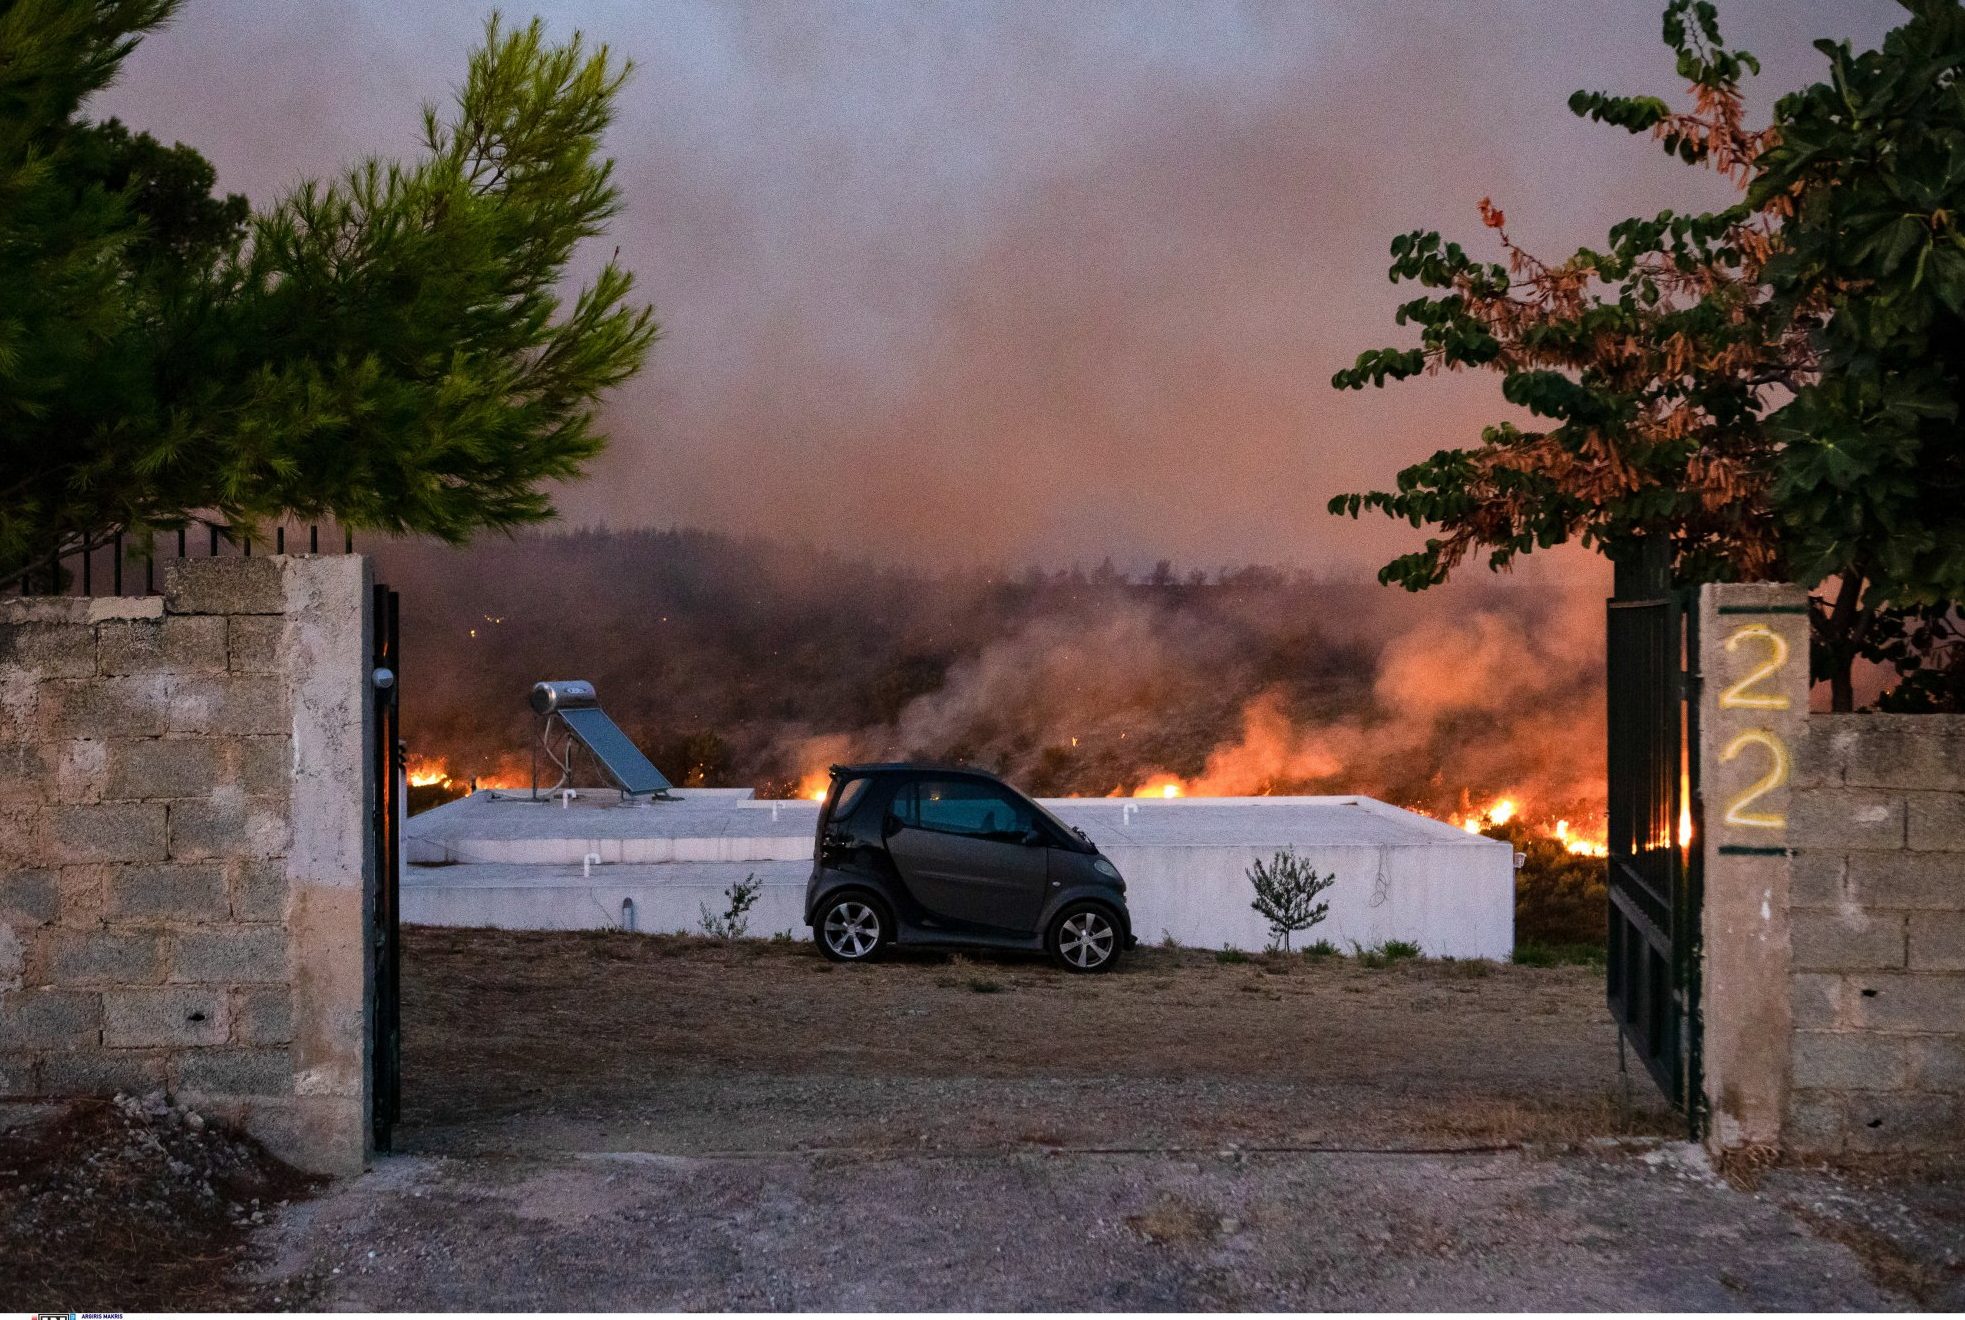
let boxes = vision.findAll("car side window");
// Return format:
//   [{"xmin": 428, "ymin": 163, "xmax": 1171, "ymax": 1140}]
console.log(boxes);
[
  {"xmin": 910, "ymin": 779, "xmax": 1035, "ymax": 841},
  {"xmin": 832, "ymin": 777, "xmax": 871, "ymax": 820},
  {"xmin": 886, "ymin": 780, "xmax": 916, "ymax": 829}
]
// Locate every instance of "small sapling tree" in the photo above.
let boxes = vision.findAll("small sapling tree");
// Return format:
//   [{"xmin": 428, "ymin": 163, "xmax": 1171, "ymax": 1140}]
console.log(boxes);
[
  {"xmin": 699, "ymin": 874, "xmax": 760, "ymax": 940},
  {"xmin": 1247, "ymin": 849, "xmax": 1335, "ymax": 952}
]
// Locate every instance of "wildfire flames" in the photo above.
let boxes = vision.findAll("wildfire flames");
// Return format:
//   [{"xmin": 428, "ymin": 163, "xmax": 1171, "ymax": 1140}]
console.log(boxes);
[{"xmin": 405, "ymin": 754, "xmax": 529, "ymax": 794}]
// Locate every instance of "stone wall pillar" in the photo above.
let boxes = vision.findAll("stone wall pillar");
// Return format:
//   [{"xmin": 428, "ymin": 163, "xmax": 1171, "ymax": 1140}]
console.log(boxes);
[
  {"xmin": 0, "ymin": 557, "xmax": 374, "ymax": 1174},
  {"xmin": 1697, "ymin": 582, "xmax": 1810, "ymax": 1151}
]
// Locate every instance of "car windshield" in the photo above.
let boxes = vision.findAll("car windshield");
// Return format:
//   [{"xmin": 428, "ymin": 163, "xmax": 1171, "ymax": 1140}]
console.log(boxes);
[{"xmin": 1025, "ymin": 794, "xmax": 1082, "ymax": 846}]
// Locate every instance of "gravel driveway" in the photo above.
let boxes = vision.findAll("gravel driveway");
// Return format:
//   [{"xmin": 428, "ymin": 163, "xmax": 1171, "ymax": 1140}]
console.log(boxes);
[{"xmin": 247, "ymin": 929, "xmax": 1962, "ymax": 1310}]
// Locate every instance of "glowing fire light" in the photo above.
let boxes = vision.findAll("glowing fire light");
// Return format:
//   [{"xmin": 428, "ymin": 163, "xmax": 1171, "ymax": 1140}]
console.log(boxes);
[
  {"xmin": 1131, "ymin": 775, "xmax": 1186, "ymax": 799},
  {"xmin": 1554, "ymin": 819, "xmax": 1609, "ymax": 858},
  {"xmin": 1488, "ymin": 798, "xmax": 1517, "ymax": 826}
]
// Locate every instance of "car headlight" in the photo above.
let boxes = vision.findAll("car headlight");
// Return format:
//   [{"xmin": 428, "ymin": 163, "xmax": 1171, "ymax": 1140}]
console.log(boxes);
[{"xmin": 1092, "ymin": 856, "xmax": 1121, "ymax": 880}]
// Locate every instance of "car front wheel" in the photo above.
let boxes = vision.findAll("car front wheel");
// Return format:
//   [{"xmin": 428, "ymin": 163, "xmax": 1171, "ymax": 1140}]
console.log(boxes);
[
  {"xmin": 816, "ymin": 892, "xmax": 890, "ymax": 963},
  {"xmin": 1047, "ymin": 903, "xmax": 1122, "ymax": 973}
]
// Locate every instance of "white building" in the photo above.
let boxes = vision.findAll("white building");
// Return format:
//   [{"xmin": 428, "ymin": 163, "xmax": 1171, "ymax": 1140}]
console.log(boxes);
[{"xmin": 404, "ymin": 788, "xmax": 1515, "ymax": 958}]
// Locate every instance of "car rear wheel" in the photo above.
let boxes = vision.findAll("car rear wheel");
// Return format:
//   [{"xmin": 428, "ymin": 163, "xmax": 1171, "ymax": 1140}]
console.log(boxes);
[
  {"xmin": 816, "ymin": 892, "xmax": 889, "ymax": 963},
  {"xmin": 1047, "ymin": 903, "xmax": 1121, "ymax": 973}
]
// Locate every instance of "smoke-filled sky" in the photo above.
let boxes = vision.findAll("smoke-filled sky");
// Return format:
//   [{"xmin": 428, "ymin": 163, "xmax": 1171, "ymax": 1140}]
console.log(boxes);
[{"xmin": 98, "ymin": 0, "xmax": 1899, "ymax": 575}]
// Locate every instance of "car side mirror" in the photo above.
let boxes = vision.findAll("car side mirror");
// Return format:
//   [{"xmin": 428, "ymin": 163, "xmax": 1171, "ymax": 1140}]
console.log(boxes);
[
  {"xmin": 882, "ymin": 814, "xmax": 903, "ymax": 837},
  {"xmin": 1019, "ymin": 827, "xmax": 1046, "ymax": 848}
]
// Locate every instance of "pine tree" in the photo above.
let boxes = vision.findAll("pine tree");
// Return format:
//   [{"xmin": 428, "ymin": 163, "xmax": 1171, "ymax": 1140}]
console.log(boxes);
[{"xmin": 0, "ymin": 2, "xmax": 658, "ymax": 587}]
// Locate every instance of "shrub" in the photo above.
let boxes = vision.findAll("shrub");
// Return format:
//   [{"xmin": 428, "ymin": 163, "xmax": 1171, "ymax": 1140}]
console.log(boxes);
[
  {"xmin": 1247, "ymin": 848, "xmax": 1336, "ymax": 952},
  {"xmin": 1354, "ymin": 938, "xmax": 1422, "ymax": 968},
  {"xmin": 1302, "ymin": 939, "xmax": 1340, "ymax": 960},
  {"xmin": 1215, "ymin": 947, "xmax": 1250, "ymax": 965},
  {"xmin": 698, "ymin": 874, "xmax": 760, "ymax": 940}
]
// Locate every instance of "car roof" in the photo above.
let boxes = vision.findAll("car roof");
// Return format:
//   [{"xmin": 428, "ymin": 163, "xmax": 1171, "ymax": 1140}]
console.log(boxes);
[{"xmin": 831, "ymin": 761, "xmax": 1004, "ymax": 780}]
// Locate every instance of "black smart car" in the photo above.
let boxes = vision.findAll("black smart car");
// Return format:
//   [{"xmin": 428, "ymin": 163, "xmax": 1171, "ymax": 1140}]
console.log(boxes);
[{"xmin": 805, "ymin": 764, "xmax": 1133, "ymax": 973}]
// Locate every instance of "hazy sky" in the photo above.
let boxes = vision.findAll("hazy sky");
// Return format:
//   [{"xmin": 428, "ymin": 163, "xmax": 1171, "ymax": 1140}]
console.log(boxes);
[{"xmin": 97, "ymin": 0, "xmax": 1902, "ymax": 575}]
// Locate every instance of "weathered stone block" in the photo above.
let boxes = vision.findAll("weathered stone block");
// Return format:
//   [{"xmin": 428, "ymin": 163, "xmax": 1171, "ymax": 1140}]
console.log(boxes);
[
  {"xmin": 1784, "ymin": 1089, "xmax": 1846, "ymax": 1153},
  {"xmin": 1848, "ymin": 852, "xmax": 1965, "ymax": 910},
  {"xmin": 39, "ymin": 1048, "xmax": 166, "ymax": 1095},
  {"xmin": 41, "ymin": 930, "xmax": 162, "ymax": 985},
  {"xmin": 1791, "ymin": 909, "xmax": 1906, "ymax": 972},
  {"xmin": 1792, "ymin": 787, "xmax": 1906, "ymax": 851},
  {"xmin": 0, "ymin": 869, "xmax": 58, "ymax": 925},
  {"xmin": 53, "ymin": 801, "xmax": 167, "ymax": 863},
  {"xmin": 0, "ymin": 741, "xmax": 49, "ymax": 807},
  {"xmin": 1793, "ymin": 723, "xmax": 1850, "ymax": 791},
  {"xmin": 0, "ymin": 808, "xmax": 47, "ymax": 867},
  {"xmin": 166, "ymin": 793, "xmax": 288, "ymax": 861},
  {"xmin": 226, "ymin": 615, "xmax": 284, "ymax": 674},
  {"xmin": 164, "ymin": 558, "xmax": 284, "ymax": 616},
  {"xmin": 229, "ymin": 859, "xmax": 286, "ymax": 921},
  {"xmin": 230, "ymin": 986, "xmax": 294, "ymax": 1045},
  {"xmin": 56, "ymin": 864, "xmax": 108, "ymax": 926},
  {"xmin": 1907, "ymin": 791, "xmax": 1965, "ymax": 852},
  {"xmin": 105, "ymin": 862, "xmax": 228, "ymax": 922},
  {"xmin": 1908, "ymin": 911, "xmax": 1965, "ymax": 971},
  {"xmin": 102, "ymin": 986, "xmax": 227, "ymax": 1047},
  {"xmin": 0, "ymin": 1052, "xmax": 37, "ymax": 1093},
  {"xmin": 1826, "ymin": 714, "xmax": 1965, "ymax": 792},
  {"xmin": 45, "ymin": 675, "xmax": 172, "ymax": 738},
  {"xmin": 165, "ymin": 675, "xmax": 286, "ymax": 738},
  {"xmin": 53, "ymin": 738, "xmax": 106, "ymax": 803},
  {"xmin": 1845, "ymin": 1092, "xmax": 1964, "ymax": 1154},
  {"xmin": 0, "ymin": 989, "xmax": 100, "ymax": 1047},
  {"xmin": 96, "ymin": 615, "xmax": 228, "ymax": 677},
  {"xmin": 0, "ymin": 621, "xmax": 96, "ymax": 678},
  {"xmin": 1789, "ymin": 851, "xmax": 1848, "ymax": 908},
  {"xmin": 224, "ymin": 736, "xmax": 290, "ymax": 796},
  {"xmin": 102, "ymin": 737, "xmax": 218, "ymax": 801},
  {"xmin": 169, "ymin": 1046, "xmax": 291, "ymax": 1097},
  {"xmin": 1846, "ymin": 973, "xmax": 1965, "ymax": 1032},
  {"xmin": 1790, "ymin": 973, "xmax": 1846, "ymax": 1029},
  {"xmin": 169, "ymin": 926, "xmax": 286, "ymax": 983},
  {"xmin": 1909, "ymin": 1038, "xmax": 1965, "ymax": 1089},
  {"xmin": 1790, "ymin": 1030, "xmax": 1912, "ymax": 1090}
]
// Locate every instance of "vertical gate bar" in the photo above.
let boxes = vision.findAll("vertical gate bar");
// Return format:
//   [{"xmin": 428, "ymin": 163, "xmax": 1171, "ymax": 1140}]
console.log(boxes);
[
  {"xmin": 310, "ymin": 525, "xmax": 319, "ymax": 554},
  {"xmin": 81, "ymin": 541, "xmax": 92, "ymax": 596},
  {"xmin": 177, "ymin": 528, "xmax": 187, "ymax": 558},
  {"xmin": 209, "ymin": 524, "xmax": 219, "ymax": 556},
  {"xmin": 386, "ymin": 590, "xmax": 401, "ymax": 1134},
  {"xmin": 1681, "ymin": 589, "xmax": 1705, "ymax": 1138},
  {"xmin": 277, "ymin": 526, "xmax": 286, "ymax": 554},
  {"xmin": 145, "ymin": 533, "xmax": 155, "ymax": 595},
  {"xmin": 113, "ymin": 532, "xmax": 123, "ymax": 595}
]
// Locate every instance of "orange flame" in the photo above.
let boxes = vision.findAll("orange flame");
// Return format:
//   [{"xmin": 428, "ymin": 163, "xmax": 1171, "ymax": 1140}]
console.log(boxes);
[{"xmin": 1131, "ymin": 775, "xmax": 1186, "ymax": 799}]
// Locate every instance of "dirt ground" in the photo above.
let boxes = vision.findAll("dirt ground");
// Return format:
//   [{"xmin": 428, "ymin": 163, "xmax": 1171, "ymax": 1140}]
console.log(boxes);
[{"xmin": 231, "ymin": 928, "xmax": 1961, "ymax": 1311}]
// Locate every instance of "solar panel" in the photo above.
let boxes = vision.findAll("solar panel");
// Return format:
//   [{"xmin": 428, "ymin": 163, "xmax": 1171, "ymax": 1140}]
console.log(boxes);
[{"xmin": 557, "ymin": 705, "xmax": 674, "ymax": 797}]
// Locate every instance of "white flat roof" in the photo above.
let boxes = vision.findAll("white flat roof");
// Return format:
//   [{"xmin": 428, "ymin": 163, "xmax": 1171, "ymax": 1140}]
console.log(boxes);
[{"xmin": 408, "ymin": 788, "xmax": 1500, "ymax": 852}]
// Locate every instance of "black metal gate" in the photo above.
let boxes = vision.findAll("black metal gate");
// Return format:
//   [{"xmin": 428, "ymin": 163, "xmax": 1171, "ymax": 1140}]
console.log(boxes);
[
  {"xmin": 371, "ymin": 584, "xmax": 403, "ymax": 1151},
  {"xmin": 1604, "ymin": 546, "xmax": 1702, "ymax": 1132}
]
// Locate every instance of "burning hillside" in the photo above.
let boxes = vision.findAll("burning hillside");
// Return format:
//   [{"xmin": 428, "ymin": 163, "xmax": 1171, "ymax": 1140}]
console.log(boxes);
[{"xmin": 375, "ymin": 528, "xmax": 1611, "ymax": 849}]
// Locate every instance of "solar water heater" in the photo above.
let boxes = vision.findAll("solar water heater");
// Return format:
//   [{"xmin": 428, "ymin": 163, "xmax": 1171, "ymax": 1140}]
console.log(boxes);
[{"xmin": 529, "ymin": 679, "xmax": 674, "ymax": 801}]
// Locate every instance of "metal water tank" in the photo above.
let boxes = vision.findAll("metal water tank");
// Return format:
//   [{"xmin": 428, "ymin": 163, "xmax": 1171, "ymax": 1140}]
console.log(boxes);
[{"xmin": 529, "ymin": 679, "xmax": 599, "ymax": 715}]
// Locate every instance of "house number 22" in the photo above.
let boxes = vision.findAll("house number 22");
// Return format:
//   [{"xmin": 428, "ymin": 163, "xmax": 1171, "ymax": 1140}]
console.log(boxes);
[{"xmin": 1717, "ymin": 624, "xmax": 1792, "ymax": 829}]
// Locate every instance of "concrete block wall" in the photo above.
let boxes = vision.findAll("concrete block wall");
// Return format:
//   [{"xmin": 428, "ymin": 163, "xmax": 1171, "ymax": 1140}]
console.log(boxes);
[
  {"xmin": 0, "ymin": 557, "xmax": 373, "ymax": 1173},
  {"xmin": 1786, "ymin": 713, "xmax": 1965, "ymax": 1155}
]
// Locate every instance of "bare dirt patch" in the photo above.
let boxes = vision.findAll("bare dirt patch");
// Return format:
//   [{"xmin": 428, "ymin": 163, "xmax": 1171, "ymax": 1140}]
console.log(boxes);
[{"xmin": 400, "ymin": 926, "xmax": 1673, "ymax": 1155}]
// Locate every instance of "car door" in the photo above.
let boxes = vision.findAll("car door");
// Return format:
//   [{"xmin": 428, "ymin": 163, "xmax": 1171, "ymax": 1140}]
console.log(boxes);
[{"xmin": 884, "ymin": 778, "xmax": 1050, "ymax": 932}]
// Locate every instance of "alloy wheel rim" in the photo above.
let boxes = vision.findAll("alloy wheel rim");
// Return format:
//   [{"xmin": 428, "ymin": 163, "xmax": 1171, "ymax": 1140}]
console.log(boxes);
[
  {"xmin": 1059, "ymin": 911, "xmax": 1115, "ymax": 968},
  {"xmin": 824, "ymin": 901, "xmax": 879, "ymax": 958}
]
